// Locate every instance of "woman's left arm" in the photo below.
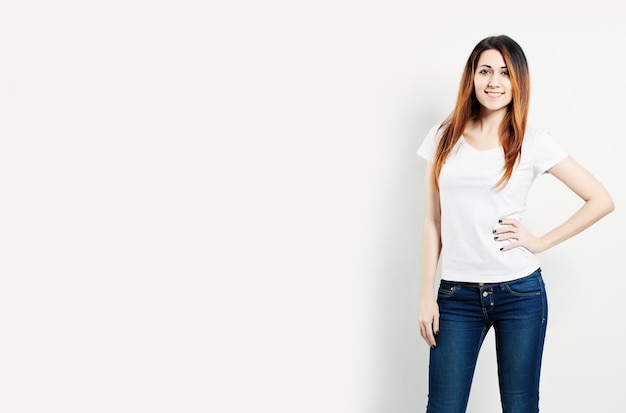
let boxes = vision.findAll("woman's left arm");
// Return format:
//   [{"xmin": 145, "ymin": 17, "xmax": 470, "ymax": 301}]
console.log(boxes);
[{"xmin": 497, "ymin": 156, "xmax": 615, "ymax": 253}]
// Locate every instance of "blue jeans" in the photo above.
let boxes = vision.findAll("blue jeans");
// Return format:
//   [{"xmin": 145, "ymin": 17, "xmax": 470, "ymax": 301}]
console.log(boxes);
[{"xmin": 426, "ymin": 268, "xmax": 548, "ymax": 413}]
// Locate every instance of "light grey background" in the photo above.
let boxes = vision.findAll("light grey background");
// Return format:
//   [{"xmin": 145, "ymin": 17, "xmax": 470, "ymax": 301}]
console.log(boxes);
[{"xmin": 0, "ymin": 1, "xmax": 623, "ymax": 412}]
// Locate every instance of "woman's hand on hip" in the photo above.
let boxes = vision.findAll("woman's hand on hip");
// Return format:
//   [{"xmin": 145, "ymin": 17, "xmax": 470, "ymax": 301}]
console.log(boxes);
[{"xmin": 494, "ymin": 219, "xmax": 546, "ymax": 254}]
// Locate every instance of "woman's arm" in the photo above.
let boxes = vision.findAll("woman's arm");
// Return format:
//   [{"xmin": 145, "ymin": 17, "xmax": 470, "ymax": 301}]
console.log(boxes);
[
  {"xmin": 418, "ymin": 163, "xmax": 443, "ymax": 347},
  {"xmin": 497, "ymin": 156, "xmax": 614, "ymax": 253}
]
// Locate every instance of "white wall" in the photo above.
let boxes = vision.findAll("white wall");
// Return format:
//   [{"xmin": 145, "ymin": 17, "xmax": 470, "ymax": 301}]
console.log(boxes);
[{"xmin": 1, "ymin": 1, "xmax": 623, "ymax": 413}]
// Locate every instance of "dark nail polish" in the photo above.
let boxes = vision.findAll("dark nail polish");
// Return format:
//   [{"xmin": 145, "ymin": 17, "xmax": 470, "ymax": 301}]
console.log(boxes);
[
  {"xmin": 498, "ymin": 219, "xmax": 502, "ymax": 223},
  {"xmin": 500, "ymin": 247, "xmax": 503, "ymax": 251},
  {"xmin": 492, "ymin": 229, "xmax": 496, "ymax": 234},
  {"xmin": 494, "ymin": 236, "xmax": 498, "ymax": 240}
]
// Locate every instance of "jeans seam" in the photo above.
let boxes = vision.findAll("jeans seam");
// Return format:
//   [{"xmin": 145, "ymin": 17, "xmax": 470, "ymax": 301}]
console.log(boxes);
[{"xmin": 536, "ymin": 273, "xmax": 547, "ymax": 324}]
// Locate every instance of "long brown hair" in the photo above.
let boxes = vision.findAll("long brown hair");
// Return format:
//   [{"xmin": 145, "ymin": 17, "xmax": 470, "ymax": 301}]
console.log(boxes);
[{"xmin": 432, "ymin": 35, "xmax": 531, "ymax": 190}]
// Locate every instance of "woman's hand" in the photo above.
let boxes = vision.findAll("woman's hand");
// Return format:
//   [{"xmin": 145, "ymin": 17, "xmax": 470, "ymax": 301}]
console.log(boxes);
[
  {"xmin": 418, "ymin": 296, "xmax": 440, "ymax": 348},
  {"xmin": 494, "ymin": 219, "xmax": 546, "ymax": 254}
]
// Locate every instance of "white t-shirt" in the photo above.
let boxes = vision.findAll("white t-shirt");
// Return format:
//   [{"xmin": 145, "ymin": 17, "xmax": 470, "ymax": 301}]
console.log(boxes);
[{"xmin": 417, "ymin": 123, "xmax": 568, "ymax": 282}]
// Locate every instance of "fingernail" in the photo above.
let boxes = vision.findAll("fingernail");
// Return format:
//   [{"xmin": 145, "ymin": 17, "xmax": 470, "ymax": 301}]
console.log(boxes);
[
  {"xmin": 494, "ymin": 236, "xmax": 498, "ymax": 240},
  {"xmin": 492, "ymin": 229, "xmax": 496, "ymax": 234},
  {"xmin": 498, "ymin": 219, "xmax": 502, "ymax": 223},
  {"xmin": 500, "ymin": 247, "xmax": 503, "ymax": 251},
  {"xmin": 435, "ymin": 331, "xmax": 439, "ymax": 335}
]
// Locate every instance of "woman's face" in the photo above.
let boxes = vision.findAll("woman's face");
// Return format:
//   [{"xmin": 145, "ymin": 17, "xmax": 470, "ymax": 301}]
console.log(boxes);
[{"xmin": 474, "ymin": 49, "xmax": 513, "ymax": 112}]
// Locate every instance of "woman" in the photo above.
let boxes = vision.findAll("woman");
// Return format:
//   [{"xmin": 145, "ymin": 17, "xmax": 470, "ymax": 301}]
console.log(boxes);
[{"xmin": 416, "ymin": 35, "xmax": 614, "ymax": 413}]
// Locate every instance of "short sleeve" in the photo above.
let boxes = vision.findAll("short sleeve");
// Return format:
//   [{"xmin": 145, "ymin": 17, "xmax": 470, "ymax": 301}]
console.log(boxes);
[
  {"xmin": 533, "ymin": 129, "xmax": 568, "ymax": 174},
  {"xmin": 416, "ymin": 123, "xmax": 441, "ymax": 163}
]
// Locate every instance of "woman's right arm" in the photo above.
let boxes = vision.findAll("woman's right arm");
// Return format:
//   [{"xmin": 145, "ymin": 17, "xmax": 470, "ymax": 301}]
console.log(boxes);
[{"xmin": 418, "ymin": 162, "xmax": 442, "ymax": 348}]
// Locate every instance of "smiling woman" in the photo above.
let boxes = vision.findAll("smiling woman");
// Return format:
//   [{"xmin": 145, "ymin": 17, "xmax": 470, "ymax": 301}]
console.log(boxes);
[
  {"xmin": 415, "ymin": 35, "xmax": 614, "ymax": 413},
  {"xmin": 473, "ymin": 50, "xmax": 512, "ymax": 113}
]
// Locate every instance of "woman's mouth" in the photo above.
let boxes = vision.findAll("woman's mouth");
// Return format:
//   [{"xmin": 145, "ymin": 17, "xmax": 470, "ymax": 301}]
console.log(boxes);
[{"xmin": 486, "ymin": 91, "xmax": 504, "ymax": 97}]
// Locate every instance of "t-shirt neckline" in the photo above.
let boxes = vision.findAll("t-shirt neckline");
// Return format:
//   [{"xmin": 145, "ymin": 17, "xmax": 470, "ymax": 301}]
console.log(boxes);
[{"xmin": 460, "ymin": 136, "xmax": 503, "ymax": 153}]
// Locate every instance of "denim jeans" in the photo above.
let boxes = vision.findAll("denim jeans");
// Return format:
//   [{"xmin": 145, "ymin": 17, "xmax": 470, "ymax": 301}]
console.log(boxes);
[{"xmin": 426, "ymin": 268, "xmax": 548, "ymax": 413}]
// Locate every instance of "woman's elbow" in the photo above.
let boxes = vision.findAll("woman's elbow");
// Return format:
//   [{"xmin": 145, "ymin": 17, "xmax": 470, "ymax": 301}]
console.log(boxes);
[
  {"xmin": 599, "ymin": 192, "xmax": 615, "ymax": 217},
  {"xmin": 605, "ymin": 196, "xmax": 615, "ymax": 215}
]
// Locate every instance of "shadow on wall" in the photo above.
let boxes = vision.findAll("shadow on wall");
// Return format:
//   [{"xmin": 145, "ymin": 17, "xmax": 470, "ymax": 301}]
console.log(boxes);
[{"xmin": 368, "ymin": 106, "xmax": 442, "ymax": 413}]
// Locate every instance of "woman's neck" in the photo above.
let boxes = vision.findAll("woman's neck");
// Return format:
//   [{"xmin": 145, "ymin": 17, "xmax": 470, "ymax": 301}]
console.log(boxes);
[
  {"xmin": 473, "ymin": 108, "xmax": 506, "ymax": 134},
  {"xmin": 463, "ymin": 113, "xmax": 507, "ymax": 151}
]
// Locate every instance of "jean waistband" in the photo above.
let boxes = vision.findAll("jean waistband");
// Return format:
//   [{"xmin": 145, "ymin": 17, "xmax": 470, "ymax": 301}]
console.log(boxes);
[{"xmin": 441, "ymin": 267, "xmax": 542, "ymax": 288}]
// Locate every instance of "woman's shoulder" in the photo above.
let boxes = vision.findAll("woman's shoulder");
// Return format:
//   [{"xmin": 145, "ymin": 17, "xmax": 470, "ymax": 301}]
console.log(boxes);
[
  {"xmin": 522, "ymin": 124, "xmax": 568, "ymax": 163},
  {"xmin": 523, "ymin": 124, "xmax": 553, "ymax": 145},
  {"xmin": 421, "ymin": 122, "xmax": 444, "ymax": 144},
  {"xmin": 427, "ymin": 121, "xmax": 449, "ymax": 140},
  {"xmin": 428, "ymin": 121, "xmax": 445, "ymax": 134},
  {"xmin": 524, "ymin": 124, "xmax": 550, "ymax": 137}
]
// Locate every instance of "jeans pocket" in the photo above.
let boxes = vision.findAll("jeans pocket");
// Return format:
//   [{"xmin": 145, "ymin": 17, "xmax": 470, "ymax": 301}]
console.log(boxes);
[
  {"xmin": 504, "ymin": 275, "xmax": 542, "ymax": 296},
  {"xmin": 438, "ymin": 283, "xmax": 457, "ymax": 298}
]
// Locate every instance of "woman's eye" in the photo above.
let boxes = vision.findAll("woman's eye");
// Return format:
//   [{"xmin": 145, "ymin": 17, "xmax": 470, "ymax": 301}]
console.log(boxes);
[
  {"xmin": 479, "ymin": 69, "xmax": 491, "ymax": 74},
  {"xmin": 501, "ymin": 71, "xmax": 509, "ymax": 76}
]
